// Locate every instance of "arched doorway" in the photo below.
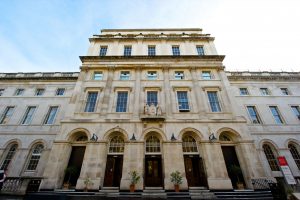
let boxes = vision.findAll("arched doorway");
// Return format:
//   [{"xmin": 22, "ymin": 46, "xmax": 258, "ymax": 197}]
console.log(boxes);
[
  {"xmin": 103, "ymin": 135, "xmax": 124, "ymax": 187},
  {"xmin": 182, "ymin": 134, "xmax": 207, "ymax": 187},
  {"xmin": 219, "ymin": 131, "xmax": 245, "ymax": 189},
  {"xmin": 144, "ymin": 134, "xmax": 163, "ymax": 187}
]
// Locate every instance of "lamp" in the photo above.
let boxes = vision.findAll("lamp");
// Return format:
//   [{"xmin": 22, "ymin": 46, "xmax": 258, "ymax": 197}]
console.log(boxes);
[
  {"xmin": 90, "ymin": 133, "xmax": 98, "ymax": 142},
  {"xmin": 209, "ymin": 133, "xmax": 217, "ymax": 142},
  {"xmin": 171, "ymin": 133, "xmax": 177, "ymax": 141},
  {"xmin": 130, "ymin": 133, "xmax": 136, "ymax": 141}
]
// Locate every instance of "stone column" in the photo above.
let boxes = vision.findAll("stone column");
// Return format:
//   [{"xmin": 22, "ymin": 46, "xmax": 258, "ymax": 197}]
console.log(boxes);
[
  {"xmin": 76, "ymin": 142, "xmax": 107, "ymax": 190},
  {"xmin": 201, "ymin": 142, "xmax": 232, "ymax": 190},
  {"xmin": 40, "ymin": 142, "xmax": 72, "ymax": 190},
  {"xmin": 163, "ymin": 142, "xmax": 188, "ymax": 190},
  {"xmin": 120, "ymin": 142, "xmax": 144, "ymax": 190}
]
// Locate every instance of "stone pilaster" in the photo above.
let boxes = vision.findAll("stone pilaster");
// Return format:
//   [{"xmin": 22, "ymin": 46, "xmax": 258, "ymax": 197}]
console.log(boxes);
[
  {"xmin": 163, "ymin": 68, "xmax": 172, "ymax": 118},
  {"xmin": 133, "ymin": 68, "xmax": 141, "ymax": 119}
]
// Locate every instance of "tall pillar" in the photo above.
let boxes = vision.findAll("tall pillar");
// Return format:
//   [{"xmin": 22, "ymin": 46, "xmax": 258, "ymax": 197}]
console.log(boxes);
[
  {"xmin": 201, "ymin": 142, "xmax": 232, "ymax": 190},
  {"xmin": 120, "ymin": 142, "xmax": 144, "ymax": 190},
  {"xmin": 76, "ymin": 142, "xmax": 107, "ymax": 190},
  {"xmin": 163, "ymin": 142, "xmax": 188, "ymax": 190}
]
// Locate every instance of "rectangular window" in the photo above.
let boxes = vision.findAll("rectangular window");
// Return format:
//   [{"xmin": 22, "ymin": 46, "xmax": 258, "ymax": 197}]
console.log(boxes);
[
  {"xmin": 174, "ymin": 71, "xmax": 184, "ymax": 80},
  {"xmin": 239, "ymin": 88, "xmax": 249, "ymax": 95},
  {"xmin": 196, "ymin": 46, "xmax": 205, "ymax": 55},
  {"xmin": 84, "ymin": 92, "xmax": 98, "ymax": 112},
  {"xmin": 15, "ymin": 88, "xmax": 24, "ymax": 96},
  {"xmin": 124, "ymin": 46, "xmax": 132, "ymax": 56},
  {"xmin": 35, "ymin": 88, "xmax": 45, "ymax": 96},
  {"xmin": 247, "ymin": 106, "xmax": 261, "ymax": 124},
  {"xmin": 147, "ymin": 91, "xmax": 158, "ymax": 106},
  {"xmin": 148, "ymin": 46, "xmax": 156, "ymax": 56},
  {"xmin": 116, "ymin": 91, "xmax": 128, "ymax": 112},
  {"xmin": 177, "ymin": 91, "xmax": 190, "ymax": 112},
  {"xmin": 0, "ymin": 106, "xmax": 14, "ymax": 124},
  {"xmin": 172, "ymin": 46, "xmax": 180, "ymax": 56},
  {"xmin": 260, "ymin": 88, "xmax": 270, "ymax": 95},
  {"xmin": 269, "ymin": 106, "xmax": 284, "ymax": 124},
  {"xmin": 93, "ymin": 72, "xmax": 103, "ymax": 80},
  {"xmin": 281, "ymin": 88, "xmax": 289, "ymax": 95},
  {"xmin": 147, "ymin": 71, "xmax": 157, "ymax": 80},
  {"xmin": 22, "ymin": 106, "xmax": 36, "ymax": 125},
  {"xmin": 207, "ymin": 91, "xmax": 221, "ymax": 112},
  {"xmin": 291, "ymin": 106, "xmax": 300, "ymax": 119},
  {"xmin": 0, "ymin": 89, "xmax": 4, "ymax": 96},
  {"xmin": 99, "ymin": 46, "xmax": 107, "ymax": 56},
  {"xmin": 120, "ymin": 71, "xmax": 130, "ymax": 80},
  {"xmin": 44, "ymin": 106, "xmax": 58, "ymax": 124},
  {"xmin": 202, "ymin": 71, "xmax": 212, "ymax": 80},
  {"xmin": 56, "ymin": 88, "xmax": 65, "ymax": 96}
]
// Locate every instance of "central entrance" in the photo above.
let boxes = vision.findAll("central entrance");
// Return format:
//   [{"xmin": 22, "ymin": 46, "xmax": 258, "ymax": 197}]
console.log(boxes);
[
  {"xmin": 184, "ymin": 155, "xmax": 207, "ymax": 187},
  {"xmin": 103, "ymin": 155, "xmax": 123, "ymax": 187},
  {"xmin": 145, "ymin": 155, "xmax": 163, "ymax": 187}
]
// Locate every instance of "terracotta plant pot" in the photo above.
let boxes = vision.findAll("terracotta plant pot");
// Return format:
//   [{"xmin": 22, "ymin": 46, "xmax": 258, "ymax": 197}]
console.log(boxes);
[
  {"xmin": 237, "ymin": 182, "xmax": 244, "ymax": 190},
  {"xmin": 174, "ymin": 184, "xmax": 180, "ymax": 192},
  {"xmin": 63, "ymin": 183, "xmax": 69, "ymax": 189},
  {"xmin": 130, "ymin": 184, "xmax": 135, "ymax": 192}
]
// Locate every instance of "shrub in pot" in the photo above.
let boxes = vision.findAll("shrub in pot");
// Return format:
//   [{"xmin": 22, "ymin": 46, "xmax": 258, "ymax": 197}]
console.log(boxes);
[{"xmin": 170, "ymin": 171, "xmax": 183, "ymax": 192}]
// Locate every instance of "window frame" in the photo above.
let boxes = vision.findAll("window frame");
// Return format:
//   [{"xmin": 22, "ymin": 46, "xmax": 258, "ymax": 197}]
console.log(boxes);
[
  {"xmin": 14, "ymin": 88, "xmax": 25, "ymax": 96},
  {"xmin": 145, "ymin": 135, "xmax": 161, "ymax": 154},
  {"xmin": 196, "ymin": 46, "xmax": 205, "ymax": 55},
  {"xmin": 260, "ymin": 88, "xmax": 270, "ymax": 96},
  {"xmin": 25, "ymin": 144, "xmax": 44, "ymax": 171},
  {"xmin": 0, "ymin": 106, "xmax": 15, "ymax": 124},
  {"xmin": 207, "ymin": 91, "xmax": 222, "ymax": 112},
  {"xmin": 124, "ymin": 46, "xmax": 132, "ymax": 56},
  {"xmin": 246, "ymin": 105, "xmax": 262, "ymax": 124},
  {"xmin": 263, "ymin": 143, "xmax": 280, "ymax": 171},
  {"xmin": 84, "ymin": 91, "xmax": 99, "ymax": 112},
  {"xmin": 55, "ymin": 88, "xmax": 65, "ymax": 96},
  {"xmin": 35, "ymin": 88, "xmax": 45, "ymax": 96},
  {"xmin": 21, "ymin": 106, "xmax": 37, "ymax": 125},
  {"xmin": 280, "ymin": 88, "xmax": 290, "ymax": 95},
  {"xmin": 148, "ymin": 46, "xmax": 156, "ymax": 56},
  {"xmin": 0, "ymin": 89, "xmax": 4, "ymax": 96},
  {"xmin": 43, "ymin": 106, "xmax": 59, "ymax": 125},
  {"xmin": 269, "ymin": 106, "xmax": 284, "ymax": 124},
  {"xmin": 291, "ymin": 105, "xmax": 300, "ymax": 120},
  {"xmin": 288, "ymin": 143, "xmax": 300, "ymax": 170},
  {"xmin": 146, "ymin": 91, "xmax": 158, "ymax": 106},
  {"xmin": 108, "ymin": 135, "xmax": 125, "ymax": 154},
  {"xmin": 172, "ymin": 45, "xmax": 180, "ymax": 56},
  {"xmin": 176, "ymin": 90, "xmax": 190, "ymax": 112},
  {"xmin": 93, "ymin": 71, "xmax": 103, "ymax": 80},
  {"xmin": 116, "ymin": 91, "xmax": 129, "ymax": 112},
  {"xmin": 174, "ymin": 71, "xmax": 184, "ymax": 80},
  {"xmin": 239, "ymin": 88, "xmax": 249, "ymax": 96},
  {"xmin": 0, "ymin": 143, "xmax": 18, "ymax": 170},
  {"xmin": 147, "ymin": 71, "xmax": 158, "ymax": 80},
  {"xmin": 120, "ymin": 71, "xmax": 130, "ymax": 80},
  {"xmin": 99, "ymin": 46, "xmax": 108, "ymax": 56},
  {"xmin": 202, "ymin": 71, "xmax": 212, "ymax": 80}
]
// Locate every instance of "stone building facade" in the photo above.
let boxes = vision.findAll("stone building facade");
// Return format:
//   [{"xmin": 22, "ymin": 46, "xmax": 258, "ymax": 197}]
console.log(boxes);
[{"xmin": 0, "ymin": 29, "xmax": 299, "ymax": 193}]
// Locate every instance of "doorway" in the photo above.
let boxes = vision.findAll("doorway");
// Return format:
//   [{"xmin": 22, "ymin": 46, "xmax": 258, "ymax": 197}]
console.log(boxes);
[
  {"xmin": 103, "ymin": 155, "xmax": 123, "ymax": 187},
  {"xmin": 184, "ymin": 155, "xmax": 207, "ymax": 187},
  {"xmin": 144, "ymin": 155, "xmax": 163, "ymax": 187},
  {"xmin": 221, "ymin": 146, "xmax": 245, "ymax": 189}
]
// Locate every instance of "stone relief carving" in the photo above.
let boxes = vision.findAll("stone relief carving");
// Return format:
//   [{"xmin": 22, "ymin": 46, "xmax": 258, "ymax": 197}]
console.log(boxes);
[{"xmin": 144, "ymin": 103, "xmax": 163, "ymax": 116}]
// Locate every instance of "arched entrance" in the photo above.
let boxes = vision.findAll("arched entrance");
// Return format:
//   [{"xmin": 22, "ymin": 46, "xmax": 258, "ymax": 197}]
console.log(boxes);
[
  {"xmin": 182, "ymin": 134, "xmax": 207, "ymax": 187},
  {"xmin": 219, "ymin": 131, "xmax": 245, "ymax": 189},
  {"xmin": 144, "ymin": 134, "xmax": 163, "ymax": 187},
  {"xmin": 103, "ymin": 135, "xmax": 124, "ymax": 187}
]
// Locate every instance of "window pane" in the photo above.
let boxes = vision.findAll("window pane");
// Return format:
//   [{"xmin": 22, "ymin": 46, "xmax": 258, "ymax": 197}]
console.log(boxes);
[
  {"xmin": 120, "ymin": 71, "xmax": 130, "ymax": 80},
  {"xmin": 147, "ymin": 71, "xmax": 157, "ymax": 80},
  {"xmin": 182, "ymin": 136, "xmax": 198, "ymax": 152},
  {"xmin": 263, "ymin": 144, "xmax": 280, "ymax": 171},
  {"xmin": 247, "ymin": 106, "xmax": 261, "ymax": 124},
  {"xmin": 0, "ymin": 89, "xmax": 4, "ymax": 96},
  {"xmin": 35, "ymin": 89, "xmax": 45, "ymax": 96},
  {"xmin": 15, "ymin": 89, "xmax": 24, "ymax": 96},
  {"xmin": 147, "ymin": 91, "xmax": 158, "ymax": 106},
  {"xmin": 44, "ymin": 106, "xmax": 58, "ymax": 124},
  {"xmin": 148, "ymin": 46, "xmax": 156, "ymax": 56},
  {"xmin": 56, "ymin": 88, "xmax": 65, "ymax": 96},
  {"xmin": 84, "ymin": 92, "xmax": 98, "ymax": 112},
  {"xmin": 177, "ymin": 91, "xmax": 189, "ymax": 111},
  {"xmin": 291, "ymin": 106, "xmax": 300, "ymax": 118},
  {"xmin": 99, "ymin": 46, "xmax": 107, "ymax": 56},
  {"xmin": 289, "ymin": 144, "xmax": 300, "ymax": 170},
  {"xmin": 174, "ymin": 71, "xmax": 184, "ymax": 80},
  {"xmin": 109, "ymin": 136, "xmax": 124, "ymax": 153},
  {"xmin": 270, "ymin": 106, "xmax": 283, "ymax": 124},
  {"xmin": 172, "ymin": 46, "xmax": 180, "ymax": 56},
  {"xmin": 196, "ymin": 46, "xmax": 204, "ymax": 55},
  {"xmin": 0, "ymin": 144, "xmax": 18, "ymax": 170},
  {"xmin": 26, "ymin": 144, "xmax": 43, "ymax": 171},
  {"xmin": 124, "ymin": 46, "xmax": 132, "ymax": 56},
  {"xmin": 260, "ymin": 88, "xmax": 269, "ymax": 95},
  {"xmin": 202, "ymin": 71, "xmax": 211, "ymax": 80},
  {"xmin": 281, "ymin": 88, "xmax": 289, "ymax": 95},
  {"xmin": 0, "ymin": 106, "xmax": 14, "ymax": 124},
  {"xmin": 207, "ymin": 92, "xmax": 221, "ymax": 112},
  {"xmin": 22, "ymin": 106, "xmax": 36, "ymax": 125},
  {"xmin": 94, "ymin": 72, "xmax": 103, "ymax": 80},
  {"xmin": 240, "ymin": 88, "xmax": 249, "ymax": 95},
  {"xmin": 146, "ymin": 135, "xmax": 160, "ymax": 153},
  {"xmin": 116, "ymin": 92, "xmax": 128, "ymax": 112}
]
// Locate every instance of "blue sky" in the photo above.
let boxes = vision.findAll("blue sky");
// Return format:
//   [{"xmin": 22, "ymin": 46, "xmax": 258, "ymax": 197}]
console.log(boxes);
[{"xmin": 0, "ymin": 0, "xmax": 300, "ymax": 72}]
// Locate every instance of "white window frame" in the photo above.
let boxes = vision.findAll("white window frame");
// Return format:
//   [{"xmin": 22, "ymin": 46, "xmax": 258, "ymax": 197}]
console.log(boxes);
[
  {"xmin": 269, "ymin": 105, "xmax": 285, "ymax": 124},
  {"xmin": 176, "ymin": 90, "xmax": 191, "ymax": 112},
  {"xmin": 21, "ymin": 106, "xmax": 37, "ymax": 125},
  {"xmin": 260, "ymin": 88, "xmax": 270, "ymax": 96},
  {"xmin": 93, "ymin": 71, "xmax": 103, "ymax": 80},
  {"xmin": 147, "ymin": 71, "xmax": 158, "ymax": 80},
  {"xmin": 239, "ymin": 88, "xmax": 249, "ymax": 95},
  {"xmin": 202, "ymin": 71, "xmax": 212, "ymax": 80},
  {"xmin": 246, "ymin": 105, "xmax": 262, "ymax": 124},
  {"xmin": 43, "ymin": 106, "xmax": 59, "ymax": 125},
  {"xmin": 174, "ymin": 71, "xmax": 184, "ymax": 80},
  {"xmin": 120, "ymin": 71, "xmax": 130, "ymax": 80}
]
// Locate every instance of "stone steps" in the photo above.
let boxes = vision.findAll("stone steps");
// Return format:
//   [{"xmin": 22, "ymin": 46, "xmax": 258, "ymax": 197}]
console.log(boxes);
[
  {"xmin": 142, "ymin": 187, "xmax": 167, "ymax": 198},
  {"xmin": 214, "ymin": 190, "xmax": 273, "ymax": 199}
]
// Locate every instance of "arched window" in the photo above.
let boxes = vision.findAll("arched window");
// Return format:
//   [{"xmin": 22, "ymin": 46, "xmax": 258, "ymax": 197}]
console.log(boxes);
[
  {"xmin": 289, "ymin": 143, "xmax": 300, "ymax": 170},
  {"xmin": 76, "ymin": 135, "xmax": 88, "ymax": 142},
  {"xmin": 146, "ymin": 135, "xmax": 160, "ymax": 153},
  {"xmin": 109, "ymin": 135, "xmax": 124, "ymax": 153},
  {"xmin": 182, "ymin": 135, "xmax": 198, "ymax": 153},
  {"xmin": 26, "ymin": 144, "xmax": 44, "ymax": 171},
  {"xmin": 219, "ymin": 134, "xmax": 231, "ymax": 141},
  {"xmin": 263, "ymin": 144, "xmax": 280, "ymax": 171},
  {"xmin": 0, "ymin": 143, "xmax": 18, "ymax": 170}
]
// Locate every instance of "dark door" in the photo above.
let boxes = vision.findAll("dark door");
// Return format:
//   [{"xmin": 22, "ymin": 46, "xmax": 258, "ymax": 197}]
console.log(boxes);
[
  {"xmin": 64, "ymin": 146, "xmax": 86, "ymax": 187},
  {"xmin": 221, "ymin": 146, "xmax": 245, "ymax": 188},
  {"xmin": 103, "ymin": 155, "xmax": 123, "ymax": 187},
  {"xmin": 145, "ymin": 156, "xmax": 163, "ymax": 187},
  {"xmin": 184, "ymin": 155, "xmax": 207, "ymax": 187}
]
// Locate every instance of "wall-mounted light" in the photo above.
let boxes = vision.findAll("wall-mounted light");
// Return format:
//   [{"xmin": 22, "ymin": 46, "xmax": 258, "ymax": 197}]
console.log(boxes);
[
  {"xmin": 209, "ymin": 133, "xmax": 217, "ymax": 142},
  {"xmin": 171, "ymin": 133, "xmax": 177, "ymax": 141},
  {"xmin": 90, "ymin": 133, "xmax": 98, "ymax": 142},
  {"xmin": 130, "ymin": 133, "xmax": 136, "ymax": 141}
]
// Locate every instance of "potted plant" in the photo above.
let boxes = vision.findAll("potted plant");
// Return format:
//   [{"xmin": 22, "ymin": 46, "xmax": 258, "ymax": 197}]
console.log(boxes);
[
  {"xmin": 83, "ymin": 176, "xmax": 93, "ymax": 192},
  {"xmin": 228, "ymin": 165, "xmax": 244, "ymax": 189},
  {"xmin": 170, "ymin": 171, "xmax": 183, "ymax": 192},
  {"xmin": 128, "ymin": 170, "xmax": 140, "ymax": 192},
  {"xmin": 63, "ymin": 166, "xmax": 78, "ymax": 189}
]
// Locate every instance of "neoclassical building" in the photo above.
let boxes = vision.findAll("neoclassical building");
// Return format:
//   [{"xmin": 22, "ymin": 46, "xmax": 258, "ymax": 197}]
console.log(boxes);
[{"xmin": 0, "ymin": 28, "xmax": 299, "ymax": 194}]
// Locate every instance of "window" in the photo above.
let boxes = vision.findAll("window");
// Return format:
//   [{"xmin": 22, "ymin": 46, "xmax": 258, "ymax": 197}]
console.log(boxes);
[
  {"xmin": 109, "ymin": 136, "xmax": 124, "ymax": 153},
  {"xmin": 56, "ymin": 88, "xmax": 65, "ymax": 96},
  {"xmin": 99, "ymin": 46, "xmax": 107, "ymax": 56},
  {"xmin": 120, "ymin": 71, "xmax": 130, "ymax": 80},
  {"xmin": 148, "ymin": 46, "xmax": 156, "ymax": 56},
  {"xmin": 260, "ymin": 88, "xmax": 270, "ymax": 95},
  {"xmin": 269, "ymin": 106, "xmax": 284, "ymax": 124},
  {"xmin": 207, "ymin": 91, "xmax": 221, "ymax": 112},
  {"xmin": 239, "ymin": 88, "xmax": 249, "ymax": 95},
  {"xmin": 263, "ymin": 144, "xmax": 280, "ymax": 171},
  {"xmin": 172, "ymin": 46, "xmax": 180, "ymax": 56},
  {"xmin": 182, "ymin": 135, "xmax": 198, "ymax": 153},
  {"xmin": 84, "ymin": 92, "xmax": 98, "ymax": 112},
  {"xmin": 0, "ymin": 106, "xmax": 15, "ymax": 124},
  {"xmin": 281, "ymin": 88, "xmax": 289, "ymax": 95},
  {"xmin": 93, "ymin": 72, "xmax": 103, "ymax": 80},
  {"xmin": 116, "ymin": 91, "xmax": 128, "ymax": 112},
  {"xmin": 35, "ymin": 88, "xmax": 45, "ymax": 96},
  {"xmin": 26, "ymin": 144, "xmax": 43, "ymax": 171},
  {"xmin": 196, "ymin": 46, "xmax": 205, "ymax": 55},
  {"xmin": 291, "ymin": 106, "xmax": 300, "ymax": 119},
  {"xmin": 15, "ymin": 88, "xmax": 24, "ymax": 96},
  {"xmin": 44, "ymin": 106, "xmax": 58, "ymax": 124},
  {"xmin": 147, "ymin": 71, "xmax": 157, "ymax": 80},
  {"xmin": 177, "ymin": 91, "xmax": 190, "ymax": 112},
  {"xmin": 21, "ymin": 106, "xmax": 36, "ymax": 125},
  {"xmin": 289, "ymin": 143, "xmax": 300, "ymax": 170},
  {"xmin": 247, "ymin": 106, "xmax": 261, "ymax": 124},
  {"xmin": 0, "ymin": 89, "xmax": 4, "ymax": 96},
  {"xmin": 174, "ymin": 71, "xmax": 184, "ymax": 80},
  {"xmin": 202, "ymin": 71, "xmax": 212, "ymax": 80},
  {"xmin": 0, "ymin": 144, "xmax": 18, "ymax": 170},
  {"xmin": 147, "ymin": 91, "xmax": 158, "ymax": 106},
  {"xmin": 146, "ymin": 135, "xmax": 160, "ymax": 153},
  {"xmin": 124, "ymin": 46, "xmax": 132, "ymax": 56}
]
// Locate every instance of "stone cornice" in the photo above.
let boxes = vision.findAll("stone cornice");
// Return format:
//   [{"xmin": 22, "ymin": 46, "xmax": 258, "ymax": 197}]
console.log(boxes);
[
  {"xmin": 227, "ymin": 71, "xmax": 300, "ymax": 81},
  {"xmin": 0, "ymin": 72, "xmax": 79, "ymax": 81},
  {"xmin": 89, "ymin": 36, "xmax": 214, "ymax": 42}
]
